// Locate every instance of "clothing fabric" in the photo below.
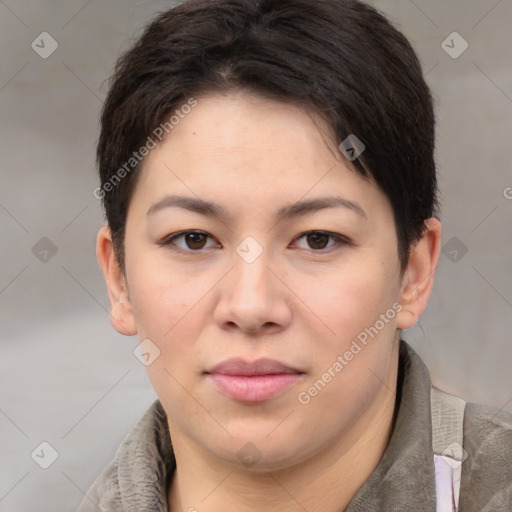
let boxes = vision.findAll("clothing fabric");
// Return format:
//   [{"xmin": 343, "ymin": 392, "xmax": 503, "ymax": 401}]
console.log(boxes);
[
  {"xmin": 431, "ymin": 386, "xmax": 467, "ymax": 511},
  {"xmin": 76, "ymin": 340, "xmax": 512, "ymax": 511}
]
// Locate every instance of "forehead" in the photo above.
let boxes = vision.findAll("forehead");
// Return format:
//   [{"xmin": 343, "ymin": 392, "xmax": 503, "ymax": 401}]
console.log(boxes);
[
  {"xmin": 152, "ymin": 92, "xmax": 338, "ymax": 172},
  {"xmin": 131, "ymin": 91, "xmax": 391, "ymax": 221}
]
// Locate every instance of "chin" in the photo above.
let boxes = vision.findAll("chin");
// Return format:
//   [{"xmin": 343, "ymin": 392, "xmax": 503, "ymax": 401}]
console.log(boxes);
[{"xmin": 203, "ymin": 431, "xmax": 314, "ymax": 474}]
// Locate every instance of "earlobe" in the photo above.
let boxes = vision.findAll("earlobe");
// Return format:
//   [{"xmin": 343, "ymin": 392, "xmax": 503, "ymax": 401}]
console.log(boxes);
[
  {"xmin": 396, "ymin": 218, "xmax": 442, "ymax": 330},
  {"xmin": 96, "ymin": 226, "xmax": 137, "ymax": 336}
]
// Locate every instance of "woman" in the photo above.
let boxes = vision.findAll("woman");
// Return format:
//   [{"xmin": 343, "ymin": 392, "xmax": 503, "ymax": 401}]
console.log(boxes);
[{"xmin": 78, "ymin": 0, "xmax": 512, "ymax": 510}]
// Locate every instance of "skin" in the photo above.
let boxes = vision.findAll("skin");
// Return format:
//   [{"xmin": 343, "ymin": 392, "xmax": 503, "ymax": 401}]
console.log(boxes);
[{"xmin": 97, "ymin": 91, "xmax": 441, "ymax": 512}]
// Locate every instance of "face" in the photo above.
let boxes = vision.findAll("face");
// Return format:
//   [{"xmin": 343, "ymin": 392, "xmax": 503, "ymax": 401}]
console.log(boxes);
[{"xmin": 102, "ymin": 91, "xmax": 434, "ymax": 471}]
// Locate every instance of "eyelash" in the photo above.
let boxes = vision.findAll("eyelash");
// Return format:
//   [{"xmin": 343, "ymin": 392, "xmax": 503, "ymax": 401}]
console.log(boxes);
[{"xmin": 157, "ymin": 230, "xmax": 352, "ymax": 253}]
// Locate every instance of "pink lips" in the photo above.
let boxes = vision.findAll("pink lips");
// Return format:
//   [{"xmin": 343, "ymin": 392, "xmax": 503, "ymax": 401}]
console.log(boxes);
[{"xmin": 205, "ymin": 358, "xmax": 304, "ymax": 403}]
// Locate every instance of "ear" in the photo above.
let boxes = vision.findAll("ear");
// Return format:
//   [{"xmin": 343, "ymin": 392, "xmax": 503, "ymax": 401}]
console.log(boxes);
[
  {"xmin": 96, "ymin": 226, "xmax": 137, "ymax": 336},
  {"xmin": 396, "ymin": 218, "xmax": 442, "ymax": 330}
]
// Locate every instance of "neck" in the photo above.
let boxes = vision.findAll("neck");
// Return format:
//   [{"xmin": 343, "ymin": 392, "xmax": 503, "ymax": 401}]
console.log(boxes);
[{"xmin": 168, "ymin": 350, "xmax": 399, "ymax": 512}]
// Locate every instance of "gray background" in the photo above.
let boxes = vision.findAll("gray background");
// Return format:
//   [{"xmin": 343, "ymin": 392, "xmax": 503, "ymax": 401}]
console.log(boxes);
[{"xmin": 0, "ymin": 1, "xmax": 511, "ymax": 510}]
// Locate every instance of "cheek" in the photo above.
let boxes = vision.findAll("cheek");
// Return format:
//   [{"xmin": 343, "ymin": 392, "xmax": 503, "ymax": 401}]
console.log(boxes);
[
  {"xmin": 294, "ymin": 261, "xmax": 400, "ymax": 422},
  {"xmin": 129, "ymin": 266, "xmax": 206, "ymax": 405},
  {"xmin": 294, "ymin": 351, "xmax": 390, "ymax": 450},
  {"xmin": 126, "ymin": 257, "xmax": 216, "ymax": 391},
  {"xmin": 127, "ymin": 254, "xmax": 205, "ymax": 337},
  {"xmin": 297, "ymin": 262, "xmax": 398, "ymax": 347},
  {"xmin": 293, "ymin": 273, "xmax": 399, "ymax": 443}
]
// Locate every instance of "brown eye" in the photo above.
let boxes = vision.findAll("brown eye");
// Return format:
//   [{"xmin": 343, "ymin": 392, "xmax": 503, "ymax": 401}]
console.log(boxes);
[
  {"xmin": 293, "ymin": 231, "xmax": 350, "ymax": 251},
  {"xmin": 306, "ymin": 232, "xmax": 330, "ymax": 250},
  {"xmin": 184, "ymin": 232, "xmax": 208, "ymax": 250},
  {"xmin": 159, "ymin": 230, "xmax": 218, "ymax": 252}
]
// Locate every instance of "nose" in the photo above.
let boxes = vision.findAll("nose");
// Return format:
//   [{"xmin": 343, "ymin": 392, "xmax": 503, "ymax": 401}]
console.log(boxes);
[{"xmin": 213, "ymin": 248, "xmax": 292, "ymax": 335}]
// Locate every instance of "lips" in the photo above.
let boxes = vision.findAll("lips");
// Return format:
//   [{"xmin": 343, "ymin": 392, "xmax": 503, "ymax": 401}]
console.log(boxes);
[
  {"xmin": 205, "ymin": 358, "xmax": 304, "ymax": 403},
  {"xmin": 207, "ymin": 358, "xmax": 302, "ymax": 376}
]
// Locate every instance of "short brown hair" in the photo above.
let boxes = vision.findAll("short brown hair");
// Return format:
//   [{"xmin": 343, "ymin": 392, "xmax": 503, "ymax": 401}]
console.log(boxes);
[{"xmin": 97, "ymin": 0, "xmax": 438, "ymax": 271}]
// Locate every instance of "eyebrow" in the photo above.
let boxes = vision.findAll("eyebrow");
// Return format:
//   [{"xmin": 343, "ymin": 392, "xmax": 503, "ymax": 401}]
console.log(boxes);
[{"xmin": 147, "ymin": 195, "xmax": 367, "ymax": 220}]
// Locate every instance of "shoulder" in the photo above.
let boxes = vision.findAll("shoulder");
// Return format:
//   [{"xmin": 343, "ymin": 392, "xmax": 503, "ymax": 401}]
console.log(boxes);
[
  {"xmin": 76, "ymin": 399, "xmax": 170, "ymax": 512},
  {"xmin": 460, "ymin": 398, "xmax": 512, "ymax": 510},
  {"xmin": 75, "ymin": 460, "xmax": 121, "ymax": 511},
  {"xmin": 463, "ymin": 399, "xmax": 512, "ymax": 469},
  {"xmin": 463, "ymin": 399, "xmax": 512, "ymax": 471}
]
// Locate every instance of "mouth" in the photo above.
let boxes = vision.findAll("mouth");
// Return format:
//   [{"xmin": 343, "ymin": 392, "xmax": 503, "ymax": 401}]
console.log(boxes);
[{"xmin": 204, "ymin": 358, "xmax": 305, "ymax": 403}]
